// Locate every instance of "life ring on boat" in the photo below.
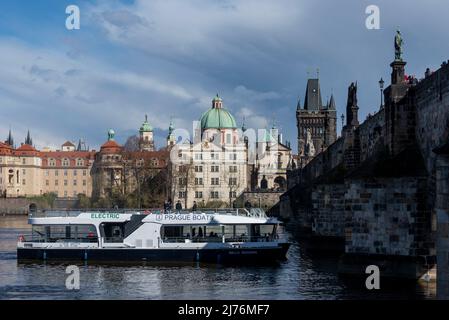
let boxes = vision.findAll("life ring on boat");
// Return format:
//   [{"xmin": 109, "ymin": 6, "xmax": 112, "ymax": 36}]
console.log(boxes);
[{"xmin": 18, "ymin": 235, "xmax": 25, "ymax": 242}]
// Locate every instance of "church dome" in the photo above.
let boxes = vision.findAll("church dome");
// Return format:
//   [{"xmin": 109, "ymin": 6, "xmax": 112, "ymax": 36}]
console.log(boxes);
[{"xmin": 200, "ymin": 95, "xmax": 237, "ymax": 130}]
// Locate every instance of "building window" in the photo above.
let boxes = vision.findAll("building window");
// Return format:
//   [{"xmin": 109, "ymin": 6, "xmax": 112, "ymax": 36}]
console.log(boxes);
[
  {"xmin": 229, "ymin": 153, "xmax": 237, "ymax": 161},
  {"xmin": 49, "ymin": 158, "xmax": 56, "ymax": 166},
  {"xmin": 46, "ymin": 180, "xmax": 49, "ymax": 186},
  {"xmin": 195, "ymin": 178, "xmax": 203, "ymax": 185},
  {"xmin": 83, "ymin": 170, "xmax": 87, "ymax": 176},
  {"xmin": 45, "ymin": 170, "xmax": 49, "ymax": 176},
  {"xmin": 22, "ymin": 169, "xmax": 26, "ymax": 175},
  {"xmin": 210, "ymin": 191, "xmax": 219, "ymax": 199},
  {"xmin": 55, "ymin": 170, "xmax": 59, "ymax": 176},
  {"xmin": 195, "ymin": 191, "xmax": 203, "ymax": 199},
  {"xmin": 178, "ymin": 191, "xmax": 186, "ymax": 199},
  {"xmin": 73, "ymin": 180, "xmax": 77, "ymax": 186},
  {"xmin": 229, "ymin": 166, "xmax": 237, "ymax": 173},
  {"xmin": 229, "ymin": 191, "xmax": 237, "ymax": 198},
  {"xmin": 211, "ymin": 178, "xmax": 219, "ymax": 185},
  {"xmin": 22, "ymin": 158, "xmax": 26, "ymax": 165},
  {"xmin": 55, "ymin": 180, "xmax": 59, "ymax": 186},
  {"xmin": 64, "ymin": 191, "xmax": 68, "ymax": 197},
  {"xmin": 229, "ymin": 177, "xmax": 237, "ymax": 186},
  {"xmin": 22, "ymin": 179, "xmax": 26, "ymax": 185},
  {"xmin": 226, "ymin": 134, "xmax": 231, "ymax": 144},
  {"xmin": 73, "ymin": 170, "xmax": 77, "ymax": 176},
  {"xmin": 194, "ymin": 166, "xmax": 203, "ymax": 173},
  {"xmin": 178, "ymin": 177, "xmax": 187, "ymax": 186},
  {"xmin": 194, "ymin": 153, "xmax": 203, "ymax": 160},
  {"xmin": 83, "ymin": 180, "xmax": 86, "ymax": 186},
  {"xmin": 211, "ymin": 153, "xmax": 219, "ymax": 160},
  {"xmin": 211, "ymin": 165, "xmax": 219, "ymax": 172},
  {"xmin": 64, "ymin": 170, "xmax": 68, "ymax": 176},
  {"xmin": 64, "ymin": 180, "xmax": 68, "ymax": 186},
  {"xmin": 76, "ymin": 159, "xmax": 84, "ymax": 166},
  {"xmin": 62, "ymin": 158, "xmax": 69, "ymax": 166}
]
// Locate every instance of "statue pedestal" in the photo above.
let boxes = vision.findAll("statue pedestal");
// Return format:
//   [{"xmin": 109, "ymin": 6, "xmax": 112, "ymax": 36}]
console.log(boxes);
[{"xmin": 391, "ymin": 60, "xmax": 407, "ymax": 85}]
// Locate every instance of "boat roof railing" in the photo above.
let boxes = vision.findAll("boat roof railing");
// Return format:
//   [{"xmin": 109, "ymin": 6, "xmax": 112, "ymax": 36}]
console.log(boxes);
[{"xmin": 29, "ymin": 208, "xmax": 268, "ymax": 218}]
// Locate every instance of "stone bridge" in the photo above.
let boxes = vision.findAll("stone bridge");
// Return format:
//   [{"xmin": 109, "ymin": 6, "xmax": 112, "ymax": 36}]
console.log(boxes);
[{"xmin": 281, "ymin": 55, "xmax": 449, "ymax": 298}]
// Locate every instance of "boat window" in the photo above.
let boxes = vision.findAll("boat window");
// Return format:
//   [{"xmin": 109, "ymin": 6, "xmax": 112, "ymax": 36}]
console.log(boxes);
[
  {"xmin": 250, "ymin": 224, "xmax": 276, "ymax": 242},
  {"xmin": 161, "ymin": 225, "xmax": 223, "ymax": 243},
  {"xmin": 101, "ymin": 223, "xmax": 125, "ymax": 243},
  {"xmin": 32, "ymin": 225, "xmax": 97, "ymax": 243},
  {"xmin": 161, "ymin": 226, "xmax": 184, "ymax": 239}
]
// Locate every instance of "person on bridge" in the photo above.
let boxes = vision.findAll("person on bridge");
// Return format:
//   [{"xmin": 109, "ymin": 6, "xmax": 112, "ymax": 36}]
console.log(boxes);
[{"xmin": 175, "ymin": 200, "xmax": 183, "ymax": 213}]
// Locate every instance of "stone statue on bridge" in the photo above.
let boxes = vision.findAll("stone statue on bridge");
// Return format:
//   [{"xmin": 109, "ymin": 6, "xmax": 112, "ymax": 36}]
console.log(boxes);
[{"xmin": 304, "ymin": 128, "xmax": 315, "ymax": 157}]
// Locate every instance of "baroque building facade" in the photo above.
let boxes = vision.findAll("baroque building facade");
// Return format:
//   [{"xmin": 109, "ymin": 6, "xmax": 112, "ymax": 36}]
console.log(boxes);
[
  {"xmin": 0, "ymin": 135, "xmax": 95, "ymax": 198},
  {"xmin": 91, "ymin": 129, "xmax": 169, "ymax": 204},
  {"xmin": 170, "ymin": 95, "xmax": 292, "ymax": 209}
]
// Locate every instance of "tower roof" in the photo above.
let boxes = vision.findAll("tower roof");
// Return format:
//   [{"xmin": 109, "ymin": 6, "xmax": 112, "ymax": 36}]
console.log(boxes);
[
  {"xmin": 62, "ymin": 141, "xmax": 75, "ymax": 147},
  {"xmin": 303, "ymin": 79, "xmax": 323, "ymax": 111},
  {"xmin": 200, "ymin": 95, "xmax": 237, "ymax": 130},
  {"xmin": 296, "ymin": 97, "xmax": 301, "ymax": 110},
  {"xmin": 140, "ymin": 115, "xmax": 153, "ymax": 132},
  {"xmin": 329, "ymin": 94, "xmax": 336, "ymax": 110}
]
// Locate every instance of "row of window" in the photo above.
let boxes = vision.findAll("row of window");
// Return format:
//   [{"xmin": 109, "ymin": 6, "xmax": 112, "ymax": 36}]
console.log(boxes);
[
  {"xmin": 178, "ymin": 191, "xmax": 237, "ymax": 199},
  {"xmin": 47, "ymin": 158, "xmax": 86, "ymax": 167},
  {"xmin": 194, "ymin": 165, "xmax": 238, "ymax": 173},
  {"xmin": 180, "ymin": 153, "xmax": 239, "ymax": 161},
  {"xmin": 45, "ymin": 179, "xmax": 87, "ymax": 187},
  {"xmin": 0, "ymin": 158, "xmax": 40, "ymax": 165},
  {"xmin": 44, "ymin": 169, "xmax": 88, "ymax": 177},
  {"xmin": 299, "ymin": 127, "xmax": 324, "ymax": 135},
  {"xmin": 179, "ymin": 177, "xmax": 238, "ymax": 186}
]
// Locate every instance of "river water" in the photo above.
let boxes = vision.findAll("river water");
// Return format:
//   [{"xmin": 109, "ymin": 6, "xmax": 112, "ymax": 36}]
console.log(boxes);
[{"xmin": 0, "ymin": 216, "xmax": 435, "ymax": 300}]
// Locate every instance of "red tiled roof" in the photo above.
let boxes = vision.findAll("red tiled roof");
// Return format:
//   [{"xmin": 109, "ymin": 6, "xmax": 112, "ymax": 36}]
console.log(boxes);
[
  {"xmin": 17, "ymin": 144, "xmax": 37, "ymax": 151},
  {"xmin": 14, "ymin": 144, "xmax": 40, "ymax": 156},
  {"xmin": 41, "ymin": 151, "xmax": 96, "ymax": 159},
  {"xmin": 0, "ymin": 142, "xmax": 13, "ymax": 155},
  {"xmin": 100, "ymin": 140, "xmax": 122, "ymax": 154},
  {"xmin": 41, "ymin": 150, "xmax": 96, "ymax": 168}
]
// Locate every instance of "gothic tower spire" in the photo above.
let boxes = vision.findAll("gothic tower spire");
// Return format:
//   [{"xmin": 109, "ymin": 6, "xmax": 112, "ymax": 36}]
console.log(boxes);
[{"xmin": 25, "ymin": 130, "xmax": 33, "ymax": 145}]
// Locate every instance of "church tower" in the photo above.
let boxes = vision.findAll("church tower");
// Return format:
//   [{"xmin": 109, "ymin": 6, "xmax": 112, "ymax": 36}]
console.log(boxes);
[
  {"xmin": 167, "ymin": 119, "xmax": 176, "ymax": 147},
  {"xmin": 139, "ymin": 115, "xmax": 155, "ymax": 151},
  {"xmin": 296, "ymin": 77, "xmax": 337, "ymax": 167}
]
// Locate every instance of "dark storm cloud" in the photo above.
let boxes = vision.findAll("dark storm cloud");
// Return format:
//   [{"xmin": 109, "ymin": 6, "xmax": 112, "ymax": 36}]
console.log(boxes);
[{"xmin": 1, "ymin": 0, "xmax": 448, "ymax": 152}]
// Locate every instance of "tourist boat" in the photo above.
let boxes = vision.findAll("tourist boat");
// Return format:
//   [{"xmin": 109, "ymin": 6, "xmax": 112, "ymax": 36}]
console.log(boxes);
[{"xmin": 17, "ymin": 208, "xmax": 290, "ymax": 263}]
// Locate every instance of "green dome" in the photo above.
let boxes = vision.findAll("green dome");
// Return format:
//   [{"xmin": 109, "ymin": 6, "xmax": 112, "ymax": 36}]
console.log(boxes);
[
  {"xmin": 200, "ymin": 108, "xmax": 237, "ymax": 130},
  {"xmin": 200, "ymin": 95, "xmax": 237, "ymax": 130},
  {"xmin": 140, "ymin": 115, "xmax": 153, "ymax": 132}
]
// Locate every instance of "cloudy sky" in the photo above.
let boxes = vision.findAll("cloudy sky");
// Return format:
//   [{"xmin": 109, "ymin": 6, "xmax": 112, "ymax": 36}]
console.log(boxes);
[{"xmin": 1, "ymin": 0, "xmax": 448, "ymax": 152}]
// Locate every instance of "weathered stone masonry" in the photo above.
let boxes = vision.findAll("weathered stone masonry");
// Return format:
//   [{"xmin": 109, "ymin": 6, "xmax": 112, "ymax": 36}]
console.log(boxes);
[{"xmin": 283, "ymin": 54, "xmax": 449, "ymax": 285}]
